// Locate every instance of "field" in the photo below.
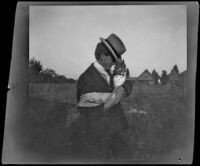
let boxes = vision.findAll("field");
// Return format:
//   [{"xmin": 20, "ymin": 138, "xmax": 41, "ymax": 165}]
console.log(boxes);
[{"xmin": 24, "ymin": 83, "xmax": 190, "ymax": 163}]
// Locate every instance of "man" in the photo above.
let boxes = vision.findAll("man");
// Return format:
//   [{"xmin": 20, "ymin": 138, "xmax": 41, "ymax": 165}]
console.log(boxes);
[{"xmin": 72, "ymin": 34, "xmax": 133, "ymax": 161}]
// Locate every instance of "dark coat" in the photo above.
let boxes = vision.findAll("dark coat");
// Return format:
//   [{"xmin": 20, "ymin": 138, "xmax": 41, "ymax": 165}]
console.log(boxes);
[
  {"xmin": 74, "ymin": 63, "xmax": 133, "ymax": 159},
  {"xmin": 77, "ymin": 63, "xmax": 132, "ymax": 130}
]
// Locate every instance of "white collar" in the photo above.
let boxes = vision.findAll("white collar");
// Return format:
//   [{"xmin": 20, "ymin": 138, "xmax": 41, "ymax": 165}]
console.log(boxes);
[{"xmin": 93, "ymin": 61, "xmax": 110, "ymax": 84}]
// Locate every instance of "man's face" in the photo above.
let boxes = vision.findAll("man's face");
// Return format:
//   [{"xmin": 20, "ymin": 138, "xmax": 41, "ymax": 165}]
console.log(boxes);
[{"xmin": 101, "ymin": 54, "xmax": 115, "ymax": 70}]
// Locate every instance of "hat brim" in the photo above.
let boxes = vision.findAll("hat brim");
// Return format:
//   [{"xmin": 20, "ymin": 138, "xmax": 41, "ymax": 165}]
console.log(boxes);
[{"xmin": 100, "ymin": 37, "xmax": 121, "ymax": 63}]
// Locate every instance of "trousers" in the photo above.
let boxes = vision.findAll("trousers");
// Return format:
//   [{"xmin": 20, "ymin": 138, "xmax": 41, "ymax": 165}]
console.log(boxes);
[{"xmin": 70, "ymin": 107, "xmax": 132, "ymax": 161}]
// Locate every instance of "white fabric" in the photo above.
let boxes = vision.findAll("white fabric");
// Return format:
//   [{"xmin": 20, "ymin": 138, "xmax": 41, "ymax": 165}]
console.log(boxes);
[
  {"xmin": 93, "ymin": 61, "xmax": 110, "ymax": 84},
  {"xmin": 77, "ymin": 61, "xmax": 115, "ymax": 107},
  {"xmin": 77, "ymin": 92, "xmax": 111, "ymax": 107}
]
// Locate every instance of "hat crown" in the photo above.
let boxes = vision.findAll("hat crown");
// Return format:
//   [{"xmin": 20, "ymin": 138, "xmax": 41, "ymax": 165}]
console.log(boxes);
[
  {"xmin": 100, "ymin": 34, "xmax": 126, "ymax": 63},
  {"xmin": 106, "ymin": 34, "xmax": 126, "ymax": 56}
]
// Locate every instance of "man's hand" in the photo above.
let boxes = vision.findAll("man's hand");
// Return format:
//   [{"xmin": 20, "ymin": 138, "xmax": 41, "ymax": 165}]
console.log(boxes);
[
  {"xmin": 104, "ymin": 86, "xmax": 125, "ymax": 111},
  {"xmin": 112, "ymin": 86, "xmax": 125, "ymax": 104}
]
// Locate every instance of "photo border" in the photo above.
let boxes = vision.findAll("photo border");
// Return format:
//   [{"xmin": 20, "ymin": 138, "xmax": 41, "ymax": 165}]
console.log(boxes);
[{"xmin": 2, "ymin": 1, "xmax": 198, "ymax": 164}]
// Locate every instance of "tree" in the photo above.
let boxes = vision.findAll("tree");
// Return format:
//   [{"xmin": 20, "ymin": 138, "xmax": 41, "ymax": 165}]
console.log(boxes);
[
  {"xmin": 41, "ymin": 68, "xmax": 57, "ymax": 77},
  {"xmin": 152, "ymin": 69, "xmax": 160, "ymax": 84},
  {"xmin": 160, "ymin": 70, "xmax": 168, "ymax": 85},
  {"xmin": 29, "ymin": 57, "xmax": 76, "ymax": 84},
  {"xmin": 54, "ymin": 75, "xmax": 67, "ymax": 83},
  {"xmin": 56, "ymin": 75, "xmax": 67, "ymax": 80},
  {"xmin": 29, "ymin": 57, "xmax": 43, "ymax": 75},
  {"xmin": 172, "ymin": 65, "xmax": 179, "ymax": 74},
  {"xmin": 66, "ymin": 78, "xmax": 76, "ymax": 84}
]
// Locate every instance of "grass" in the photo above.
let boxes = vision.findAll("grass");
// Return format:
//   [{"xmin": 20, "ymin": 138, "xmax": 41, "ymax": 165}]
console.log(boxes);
[
  {"xmin": 25, "ymin": 89, "xmax": 189, "ymax": 162},
  {"xmin": 123, "ymin": 93, "xmax": 189, "ymax": 160}
]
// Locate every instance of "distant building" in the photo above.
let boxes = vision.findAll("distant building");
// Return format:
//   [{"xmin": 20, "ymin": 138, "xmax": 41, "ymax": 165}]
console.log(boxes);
[
  {"xmin": 127, "ymin": 68, "xmax": 187, "ymax": 87},
  {"xmin": 179, "ymin": 70, "xmax": 187, "ymax": 86},
  {"xmin": 167, "ymin": 70, "xmax": 180, "ymax": 85},
  {"xmin": 167, "ymin": 69, "xmax": 187, "ymax": 86},
  {"xmin": 179, "ymin": 70, "xmax": 187, "ymax": 96},
  {"xmin": 135, "ymin": 69, "xmax": 155, "ymax": 84}
]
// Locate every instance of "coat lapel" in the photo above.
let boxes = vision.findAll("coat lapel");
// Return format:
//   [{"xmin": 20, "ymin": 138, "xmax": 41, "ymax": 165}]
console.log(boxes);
[{"xmin": 90, "ymin": 64, "xmax": 111, "ymax": 90}]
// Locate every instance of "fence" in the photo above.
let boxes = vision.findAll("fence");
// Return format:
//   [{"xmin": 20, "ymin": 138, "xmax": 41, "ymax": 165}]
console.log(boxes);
[
  {"xmin": 29, "ymin": 83, "xmax": 77, "ymax": 104},
  {"xmin": 29, "ymin": 83, "xmax": 185, "ymax": 103}
]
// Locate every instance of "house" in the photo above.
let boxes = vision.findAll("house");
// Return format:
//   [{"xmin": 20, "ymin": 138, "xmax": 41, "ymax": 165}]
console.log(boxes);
[
  {"xmin": 167, "ymin": 70, "xmax": 180, "ymax": 85},
  {"xmin": 179, "ymin": 70, "xmax": 187, "ymax": 96},
  {"xmin": 179, "ymin": 70, "xmax": 187, "ymax": 86},
  {"xmin": 135, "ymin": 69, "xmax": 155, "ymax": 84}
]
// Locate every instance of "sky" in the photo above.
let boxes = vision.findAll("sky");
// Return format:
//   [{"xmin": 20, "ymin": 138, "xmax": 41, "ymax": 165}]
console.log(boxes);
[{"xmin": 30, "ymin": 5, "xmax": 187, "ymax": 79}]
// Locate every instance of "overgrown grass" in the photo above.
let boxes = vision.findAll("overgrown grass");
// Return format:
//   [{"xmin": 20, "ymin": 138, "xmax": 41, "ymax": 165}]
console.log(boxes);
[
  {"xmin": 26, "ymin": 91, "xmax": 189, "ymax": 162},
  {"xmin": 122, "ymin": 93, "xmax": 189, "ymax": 160}
]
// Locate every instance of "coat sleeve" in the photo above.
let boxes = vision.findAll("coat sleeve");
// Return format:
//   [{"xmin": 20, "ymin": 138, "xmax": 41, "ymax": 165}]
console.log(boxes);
[
  {"xmin": 122, "ymin": 80, "xmax": 133, "ymax": 97},
  {"xmin": 77, "ymin": 73, "xmax": 94, "ymax": 102},
  {"xmin": 77, "ymin": 73, "xmax": 105, "ymax": 111}
]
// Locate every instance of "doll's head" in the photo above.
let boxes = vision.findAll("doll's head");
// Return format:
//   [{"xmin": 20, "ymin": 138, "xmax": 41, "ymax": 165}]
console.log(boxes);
[{"xmin": 113, "ymin": 60, "xmax": 127, "ymax": 76}]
